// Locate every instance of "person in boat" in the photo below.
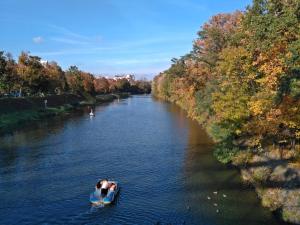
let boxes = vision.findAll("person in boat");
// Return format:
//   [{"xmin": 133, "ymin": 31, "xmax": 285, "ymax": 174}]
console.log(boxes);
[
  {"xmin": 100, "ymin": 179, "xmax": 109, "ymax": 196},
  {"xmin": 95, "ymin": 180, "xmax": 102, "ymax": 196},
  {"xmin": 109, "ymin": 183, "xmax": 116, "ymax": 192},
  {"xmin": 105, "ymin": 183, "xmax": 116, "ymax": 200}
]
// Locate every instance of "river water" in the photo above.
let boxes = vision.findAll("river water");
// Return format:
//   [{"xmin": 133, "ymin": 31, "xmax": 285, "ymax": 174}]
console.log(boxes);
[{"xmin": 0, "ymin": 95, "xmax": 285, "ymax": 225}]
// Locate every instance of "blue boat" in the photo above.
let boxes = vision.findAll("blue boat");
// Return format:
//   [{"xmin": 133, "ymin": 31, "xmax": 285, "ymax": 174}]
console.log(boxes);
[{"xmin": 90, "ymin": 180, "xmax": 119, "ymax": 205}]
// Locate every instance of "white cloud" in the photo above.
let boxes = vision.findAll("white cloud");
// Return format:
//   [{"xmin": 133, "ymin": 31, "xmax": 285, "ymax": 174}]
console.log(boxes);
[
  {"xmin": 49, "ymin": 24, "xmax": 89, "ymax": 40},
  {"xmin": 48, "ymin": 24, "xmax": 102, "ymax": 46},
  {"xmin": 33, "ymin": 36, "xmax": 44, "ymax": 44},
  {"xmin": 50, "ymin": 37, "xmax": 89, "ymax": 45},
  {"xmin": 33, "ymin": 35, "xmax": 190, "ymax": 57}
]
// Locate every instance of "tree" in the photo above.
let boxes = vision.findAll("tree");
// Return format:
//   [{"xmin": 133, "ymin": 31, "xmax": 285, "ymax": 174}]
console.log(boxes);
[
  {"xmin": 65, "ymin": 66, "xmax": 84, "ymax": 94},
  {"xmin": 44, "ymin": 61, "xmax": 67, "ymax": 94},
  {"xmin": 0, "ymin": 52, "xmax": 19, "ymax": 95},
  {"xmin": 17, "ymin": 52, "xmax": 48, "ymax": 95},
  {"xmin": 152, "ymin": 1, "xmax": 300, "ymax": 148},
  {"xmin": 114, "ymin": 78, "xmax": 131, "ymax": 92},
  {"xmin": 81, "ymin": 72, "xmax": 95, "ymax": 94},
  {"xmin": 94, "ymin": 77, "xmax": 109, "ymax": 94}
]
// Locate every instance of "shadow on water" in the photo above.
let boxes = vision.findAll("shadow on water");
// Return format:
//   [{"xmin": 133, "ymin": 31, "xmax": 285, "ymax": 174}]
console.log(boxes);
[{"xmin": 160, "ymin": 100, "xmax": 288, "ymax": 225}]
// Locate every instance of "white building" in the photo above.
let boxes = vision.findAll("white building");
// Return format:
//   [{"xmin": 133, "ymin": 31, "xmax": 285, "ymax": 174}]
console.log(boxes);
[
  {"xmin": 40, "ymin": 60, "xmax": 48, "ymax": 65},
  {"xmin": 113, "ymin": 74, "xmax": 135, "ymax": 81}
]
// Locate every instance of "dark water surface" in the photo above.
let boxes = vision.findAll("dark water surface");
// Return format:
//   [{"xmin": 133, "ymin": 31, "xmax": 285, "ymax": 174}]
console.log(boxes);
[{"xmin": 0, "ymin": 96, "xmax": 285, "ymax": 225}]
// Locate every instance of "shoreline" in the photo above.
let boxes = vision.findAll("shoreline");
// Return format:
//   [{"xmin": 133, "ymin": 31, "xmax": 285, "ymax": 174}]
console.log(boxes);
[
  {"xmin": 153, "ymin": 95, "xmax": 300, "ymax": 225},
  {"xmin": 0, "ymin": 93, "xmax": 130, "ymax": 136}
]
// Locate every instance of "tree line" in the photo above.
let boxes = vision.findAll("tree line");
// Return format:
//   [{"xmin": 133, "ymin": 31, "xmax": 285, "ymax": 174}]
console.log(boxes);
[
  {"xmin": 153, "ymin": 0, "xmax": 300, "ymax": 155},
  {"xmin": 0, "ymin": 51, "xmax": 151, "ymax": 97}
]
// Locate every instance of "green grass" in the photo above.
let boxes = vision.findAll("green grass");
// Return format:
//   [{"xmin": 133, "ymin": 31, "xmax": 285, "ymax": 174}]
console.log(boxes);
[
  {"xmin": 0, "ymin": 105, "xmax": 73, "ymax": 134},
  {"xmin": 0, "ymin": 93, "xmax": 129, "ymax": 135}
]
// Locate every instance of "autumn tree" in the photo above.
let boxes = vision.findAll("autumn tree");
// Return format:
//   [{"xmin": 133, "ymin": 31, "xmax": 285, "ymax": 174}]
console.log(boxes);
[
  {"xmin": 152, "ymin": 0, "xmax": 300, "ymax": 149},
  {"xmin": 0, "ymin": 50, "xmax": 151, "ymax": 97},
  {"xmin": 0, "ymin": 52, "xmax": 18, "ymax": 95},
  {"xmin": 65, "ymin": 66, "xmax": 84, "ymax": 94},
  {"xmin": 94, "ymin": 77, "xmax": 109, "ymax": 94},
  {"xmin": 114, "ymin": 78, "xmax": 131, "ymax": 92},
  {"xmin": 80, "ymin": 72, "xmax": 95, "ymax": 94},
  {"xmin": 44, "ymin": 61, "xmax": 67, "ymax": 94},
  {"xmin": 17, "ymin": 52, "xmax": 49, "ymax": 95}
]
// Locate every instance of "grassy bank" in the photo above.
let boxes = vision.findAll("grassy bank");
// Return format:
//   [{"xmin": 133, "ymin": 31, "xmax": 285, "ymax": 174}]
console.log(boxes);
[
  {"xmin": 95, "ymin": 92, "xmax": 130, "ymax": 103},
  {"xmin": 0, "ymin": 93, "xmax": 130, "ymax": 135},
  {"xmin": 215, "ymin": 143, "xmax": 300, "ymax": 224},
  {"xmin": 0, "ymin": 105, "xmax": 74, "ymax": 134}
]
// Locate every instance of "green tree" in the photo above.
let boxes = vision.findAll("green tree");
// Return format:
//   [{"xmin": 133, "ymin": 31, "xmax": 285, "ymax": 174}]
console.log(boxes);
[
  {"xmin": 65, "ymin": 66, "xmax": 84, "ymax": 94},
  {"xmin": 0, "ymin": 52, "xmax": 18, "ymax": 95}
]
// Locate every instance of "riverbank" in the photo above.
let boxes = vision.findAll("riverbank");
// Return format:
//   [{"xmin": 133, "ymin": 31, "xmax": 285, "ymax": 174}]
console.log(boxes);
[
  {"xmin": 153, "ymin": 93, "xmax": 300, "ymax": 224},
  {"xmin": 151, "ymin": 0, "xmax": 300, "ymax": 223},
  {"xmin": 212, "ymin": 134, "xmax": 300, "ymax": 223},
  {"xmin": 0, "ymin": 93, "xmax": 130, "ymax": 135},
  {"xmin": 228, "ymin": 146, "xmax": 300, "ymax": 224}
]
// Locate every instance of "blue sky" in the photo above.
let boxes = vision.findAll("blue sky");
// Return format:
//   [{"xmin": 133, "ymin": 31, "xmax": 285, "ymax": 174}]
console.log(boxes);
[{"xmin": 0, "ymin": 0, "xmax": 252, "ymax": 79}]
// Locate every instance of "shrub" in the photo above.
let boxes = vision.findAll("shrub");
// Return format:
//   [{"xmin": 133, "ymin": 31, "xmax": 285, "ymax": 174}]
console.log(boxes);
[{"xmin": 213, "ymin": 142, "xmax": 239, "ymax": 164}]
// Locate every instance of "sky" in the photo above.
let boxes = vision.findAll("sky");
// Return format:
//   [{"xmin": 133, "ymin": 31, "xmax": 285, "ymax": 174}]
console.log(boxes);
[{"xmin": 0, "ymin": 0, "xmax": 252, "ymax": 79}]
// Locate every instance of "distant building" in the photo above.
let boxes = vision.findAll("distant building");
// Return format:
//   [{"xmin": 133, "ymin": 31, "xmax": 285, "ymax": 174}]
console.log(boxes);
[
  {"xmin": 113, "ymin": 74, "xmax": 135, "ymax": 81},
  {"xmin": 40, "ymin": 60, "xmax": 48, "ymax": 65}
]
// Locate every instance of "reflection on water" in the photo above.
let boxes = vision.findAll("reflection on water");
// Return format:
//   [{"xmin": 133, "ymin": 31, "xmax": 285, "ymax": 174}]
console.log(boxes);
[
  {"xmin": 0, "ymin": 96, "xmax": 285, "ymax": 225},
  {"xmin": 183, "ymin": 114, "xmax": 282, "ymax": 225},
  {"xmin": 160, "ymin": 101, "xmax": 286, "ymax": 225}
]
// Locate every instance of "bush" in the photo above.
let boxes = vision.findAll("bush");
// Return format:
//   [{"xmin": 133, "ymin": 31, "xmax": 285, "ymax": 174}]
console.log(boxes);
[
  {"xmin": 213, "ymin": 142, "xmax": 239, "ymax": 164},
  {"xmin": 252, "ymin": 167, "xmax": 272, "ymax": 182},
  {"xmin": 207, "ymin": 121, "xmax": 236, "ymax": 143}
]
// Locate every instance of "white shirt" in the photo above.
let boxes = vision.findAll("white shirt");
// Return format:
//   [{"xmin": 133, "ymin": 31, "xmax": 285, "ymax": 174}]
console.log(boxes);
[{"xmin": 101, "ymin": 180, "xmax": 109, "ymax": 189}]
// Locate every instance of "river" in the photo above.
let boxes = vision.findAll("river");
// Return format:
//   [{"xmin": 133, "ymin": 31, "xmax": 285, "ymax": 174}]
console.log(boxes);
[{"xmin": 0, "ymin": 95, "xmax": 285, "ymax": 225}]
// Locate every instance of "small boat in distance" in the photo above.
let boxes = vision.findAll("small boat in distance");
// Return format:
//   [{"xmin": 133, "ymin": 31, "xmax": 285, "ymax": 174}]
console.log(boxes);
[
  {"xmin": 89, "ymin": 109, "xmax": 95, "ymax": 117},
  {"xmin": 90, "ymin": 180, "xmax": 119, "ymax": 206}
]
